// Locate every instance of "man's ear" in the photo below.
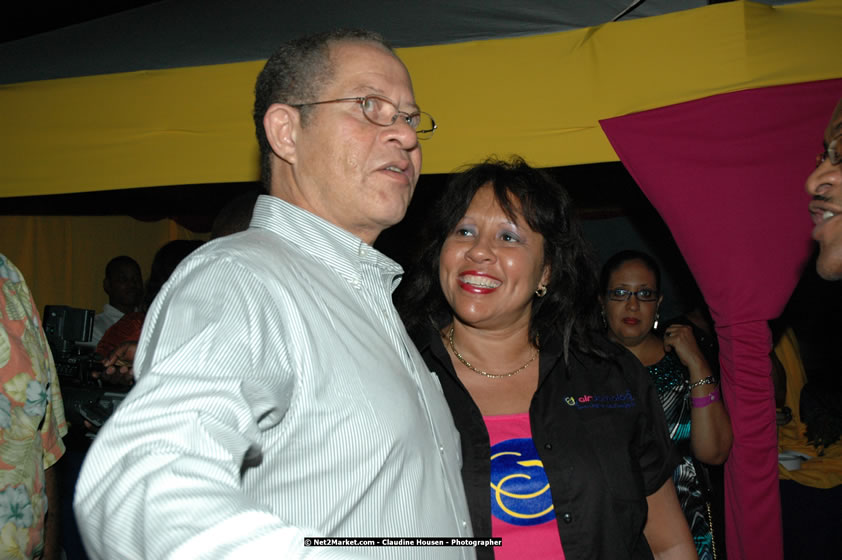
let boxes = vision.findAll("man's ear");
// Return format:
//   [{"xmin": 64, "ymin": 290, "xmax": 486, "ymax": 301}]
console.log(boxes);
[
  {"xmin": 263, "ymin": 103, "xmax": 299, "ymax": 165},
  {"xmin": 103, "ymin": 277, "xmax": 111, "ymax": 296}
]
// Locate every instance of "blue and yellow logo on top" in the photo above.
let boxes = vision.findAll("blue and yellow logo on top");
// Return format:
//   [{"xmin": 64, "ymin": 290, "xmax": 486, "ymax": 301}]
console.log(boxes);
[{"xmin": 489, "ymin": 438, "xmax": 555, "ymax": 526}]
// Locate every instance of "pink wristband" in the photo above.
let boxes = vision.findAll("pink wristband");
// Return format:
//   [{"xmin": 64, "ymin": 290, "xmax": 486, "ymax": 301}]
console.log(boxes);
[{"xmin": 691, "ymin": 386, "xmax": 721, "ymax": 408}]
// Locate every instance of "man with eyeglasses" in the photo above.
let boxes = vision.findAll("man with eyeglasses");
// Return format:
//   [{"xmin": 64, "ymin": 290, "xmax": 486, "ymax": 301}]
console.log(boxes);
[
  {"xmin": 75, "ymin": 30, "xmax": 473, "ymax": 559},
  {"xmin": 807, "ymin": 97, "xmax": 842, "ymax": 280}
]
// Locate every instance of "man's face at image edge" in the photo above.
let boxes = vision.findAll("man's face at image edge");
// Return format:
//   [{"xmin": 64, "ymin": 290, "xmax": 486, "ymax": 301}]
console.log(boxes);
[{"xmin": 806, "ymin": 99, "xmax": 842, "ymax": 280}]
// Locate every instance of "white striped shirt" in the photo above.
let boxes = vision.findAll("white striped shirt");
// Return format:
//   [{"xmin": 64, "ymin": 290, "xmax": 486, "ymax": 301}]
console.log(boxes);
[{"xmin": 75, "ymin": 195, "xmax": 474, "ymax": 559}]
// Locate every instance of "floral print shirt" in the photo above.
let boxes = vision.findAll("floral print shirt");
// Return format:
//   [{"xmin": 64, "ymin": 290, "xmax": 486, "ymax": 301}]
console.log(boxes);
[{"xmin": 0, "ymin": 255, "xmax": 66, "ymax": 559}]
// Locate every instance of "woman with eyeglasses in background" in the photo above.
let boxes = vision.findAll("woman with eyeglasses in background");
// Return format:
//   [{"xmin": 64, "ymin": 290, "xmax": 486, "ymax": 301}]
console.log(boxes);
[{"xmin": 600, "ymin": 250, "xmax": 733, "ymax": 560}]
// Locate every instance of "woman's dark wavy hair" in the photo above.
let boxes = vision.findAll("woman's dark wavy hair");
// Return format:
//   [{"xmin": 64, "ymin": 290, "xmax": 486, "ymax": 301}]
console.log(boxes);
[
  {"xmin": 397, "ymin": 156, "xmax": 606, "ymax": 362},
  {"xmin": 599, "ymin": 250, "xmax": 662, "ymax": 294}
]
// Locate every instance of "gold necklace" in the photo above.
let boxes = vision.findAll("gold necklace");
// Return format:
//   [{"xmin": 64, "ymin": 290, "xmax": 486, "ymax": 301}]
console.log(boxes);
[{"xmin": 447, "ymin": 326, "xmax": 537, "ymax": 379}]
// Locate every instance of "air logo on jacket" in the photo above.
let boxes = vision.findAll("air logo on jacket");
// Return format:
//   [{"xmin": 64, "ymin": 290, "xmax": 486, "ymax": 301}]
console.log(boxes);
[
  {"xmin": 563, "ymin": 390, "xmax": 636, "ymax": 409},
  {"xmin": 489, "ymin": 438, "xmax": 555, "ymax": 526}
]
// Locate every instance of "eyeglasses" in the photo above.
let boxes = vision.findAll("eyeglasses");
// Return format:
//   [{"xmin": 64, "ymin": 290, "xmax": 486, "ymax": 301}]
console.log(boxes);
[
  {"xmin": 816, "ymin": 136, "xmax": 841, "ymax": 168},
  {"xmin": 290, "ymin": 94, "xmax": 437, "ymax": 139},
  {"xmin": 606, "ymin": 288, "xmax": 660, "ymax": 302}
]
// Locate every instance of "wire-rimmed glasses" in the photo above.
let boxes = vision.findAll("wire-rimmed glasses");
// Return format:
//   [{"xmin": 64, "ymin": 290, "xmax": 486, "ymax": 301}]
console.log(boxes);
[{"xmin": 291, "ymin": 94, "xmax": 436, "ymax": 139}]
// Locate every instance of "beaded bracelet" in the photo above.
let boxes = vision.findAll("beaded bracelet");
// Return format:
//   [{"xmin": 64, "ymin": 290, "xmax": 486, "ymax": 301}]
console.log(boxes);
[
  {"xmin": 688, "ymin": 375, "xmax": 716, "ymax": 390},
  {"xmin": 691, "ymin": 387, "xmax": 721, "ymax": 408}
]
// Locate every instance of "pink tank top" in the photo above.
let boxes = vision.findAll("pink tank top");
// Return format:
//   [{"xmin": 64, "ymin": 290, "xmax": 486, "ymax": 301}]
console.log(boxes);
[{"xmin": 484, "ymin": 413, "xmax": 565, "ymax": 559}]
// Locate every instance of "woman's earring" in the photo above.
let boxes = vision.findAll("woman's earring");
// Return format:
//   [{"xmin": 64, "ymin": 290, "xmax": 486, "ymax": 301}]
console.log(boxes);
[
  {"xmin": 601, "ymin": 309, "xmax": 607, "ymax": 329},
  {"xmin": 653, "ymin": 312, "xmax": 660, "ymax": 331},
  {"xmin": 535, "ymin": 285, "xmax": 547, "ymax": 297}
]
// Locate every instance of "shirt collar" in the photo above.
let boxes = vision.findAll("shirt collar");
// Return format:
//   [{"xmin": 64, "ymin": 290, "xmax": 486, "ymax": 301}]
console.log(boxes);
[
  {"xmin": 102, "ymin": 303, "xmax": 124, "ymax": 315},
  {"xmin": 249, "ymin": 194, "xmax": 404, "ymax": 287}
]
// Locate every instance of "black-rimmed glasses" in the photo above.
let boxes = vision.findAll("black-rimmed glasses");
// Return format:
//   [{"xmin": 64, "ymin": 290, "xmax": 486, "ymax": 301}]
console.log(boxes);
[
  {"xmin": 606, "ymin": 288, "xmax": 660, "ymax": 302},
  {"xmin": 291, "ymin": 94, "xmax": 436, "ymax": 139},
  {"xmin": 816, "ymin": 135, "xmax": 841, "ymax": 168}
]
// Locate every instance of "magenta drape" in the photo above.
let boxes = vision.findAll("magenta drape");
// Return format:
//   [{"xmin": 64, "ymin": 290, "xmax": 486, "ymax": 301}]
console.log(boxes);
[{"xmin": 600, "ymin": 78, "xmax": 842, "ymax": 560}]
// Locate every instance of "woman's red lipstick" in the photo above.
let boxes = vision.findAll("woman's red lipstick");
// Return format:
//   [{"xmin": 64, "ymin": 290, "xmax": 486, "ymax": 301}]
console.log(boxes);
[{"xmin": 457, "ymin": 271, "xmax": 502, "ymax": 294}]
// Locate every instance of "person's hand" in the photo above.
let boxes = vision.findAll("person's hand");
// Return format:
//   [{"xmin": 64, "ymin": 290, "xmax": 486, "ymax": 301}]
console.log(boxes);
[
  {"xmin": 96, "ymin": 341, "xmax": 138, "ymax": 386},
  {"xmin": 662, "ymin": 324, "xmax": 706, "ymax": 370}
]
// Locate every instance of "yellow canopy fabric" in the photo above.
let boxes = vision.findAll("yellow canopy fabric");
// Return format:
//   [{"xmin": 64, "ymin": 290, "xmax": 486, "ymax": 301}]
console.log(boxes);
[{"xmin": 1, "ymin": 0, "xmax": 840, "ymax": 198}]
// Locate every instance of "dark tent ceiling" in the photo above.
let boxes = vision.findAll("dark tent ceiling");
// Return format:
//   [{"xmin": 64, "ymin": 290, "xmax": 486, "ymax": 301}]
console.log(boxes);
[{"xmin": 0, "ymin": 0, "xmax": 798, "ymax": 85}]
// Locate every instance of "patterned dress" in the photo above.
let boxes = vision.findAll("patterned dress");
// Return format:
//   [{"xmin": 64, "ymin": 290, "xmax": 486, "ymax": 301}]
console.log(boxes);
[{"xmin": 648, "ymin": 351, "xmax": 714, "ymax": 560}]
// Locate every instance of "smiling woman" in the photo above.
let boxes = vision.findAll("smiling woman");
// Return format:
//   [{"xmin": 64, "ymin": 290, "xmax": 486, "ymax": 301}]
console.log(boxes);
[
  {"xmin": 397, "ymin": 157, "xmax": 697, "ymax": 560},
  {"xmin": 438, "ymin": 185, "xmax": 549, "ymax": 334}
]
